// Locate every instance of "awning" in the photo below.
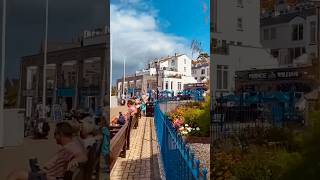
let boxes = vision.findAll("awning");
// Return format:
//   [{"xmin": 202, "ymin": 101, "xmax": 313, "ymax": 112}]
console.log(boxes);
[{"xmin": 57, "ymin": 88, "xmax": 75, "ymax": 97}]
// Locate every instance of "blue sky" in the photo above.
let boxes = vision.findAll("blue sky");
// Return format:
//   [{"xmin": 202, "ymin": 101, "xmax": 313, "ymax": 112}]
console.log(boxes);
[
  {"xmin": 152, "ymin": 0, "xmax": 210, "ymax": 53},
  {"xmin": 111, "ymin": 0, "xmax": 210, "ymax": 84}
]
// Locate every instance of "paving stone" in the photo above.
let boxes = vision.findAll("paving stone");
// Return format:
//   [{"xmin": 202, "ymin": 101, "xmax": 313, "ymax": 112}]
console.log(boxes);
[{"xmin": 108, "ymin": 117, "xmax": 161, "ymax": 180}]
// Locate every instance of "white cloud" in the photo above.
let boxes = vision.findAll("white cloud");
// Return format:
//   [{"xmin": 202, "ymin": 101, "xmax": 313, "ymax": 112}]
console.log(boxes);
[{"xmin": 110, "ymin": 4, "xmax": 192, "ymax": 76}]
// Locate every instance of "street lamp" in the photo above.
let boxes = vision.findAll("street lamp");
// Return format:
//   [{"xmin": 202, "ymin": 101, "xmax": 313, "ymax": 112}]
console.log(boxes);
[
  {"xmin": 42, "ymin": 0, "xmax": 49, "ymax": 119},
  {"xmin": 155, "ymin": 61, "xmax": 159, "ymax": 100},
  {"xmin": 0, "ymin": 0, "xmax": 7, "ymax": 147}
]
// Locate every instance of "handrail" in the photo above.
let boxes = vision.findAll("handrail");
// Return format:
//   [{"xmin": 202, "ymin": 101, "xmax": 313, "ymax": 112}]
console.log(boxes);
[{"xmin": 154, "ymin": 102, "xmax": 207, "ymax": 180}]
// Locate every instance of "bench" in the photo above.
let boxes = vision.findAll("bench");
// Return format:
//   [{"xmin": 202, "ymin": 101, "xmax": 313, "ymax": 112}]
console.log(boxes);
[
  {"xmin": 109, "ymin": 116, "xmax": 133, "ymax": 170},
  {"xmin": 62, "ymin": 141, "xmax": 102, "ymax": 180}
]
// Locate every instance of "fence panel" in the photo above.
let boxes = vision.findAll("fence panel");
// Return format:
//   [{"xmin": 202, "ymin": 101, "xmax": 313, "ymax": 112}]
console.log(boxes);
[{"xmin": 154, "ymin": 102, "xmax": 207, "ymax": 180}]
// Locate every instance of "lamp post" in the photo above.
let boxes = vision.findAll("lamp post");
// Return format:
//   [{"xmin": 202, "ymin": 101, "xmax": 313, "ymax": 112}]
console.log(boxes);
[
  {"xmin": 0, "ymin": 0, "xmax": 7, "ymax": 147},
  {"xmin": 155, "ymin": 61, "xmax": 159, "ymax": 100},
  {"xmin": 42, "ymin": 0, "xmax": 49, "ymax": 119}
]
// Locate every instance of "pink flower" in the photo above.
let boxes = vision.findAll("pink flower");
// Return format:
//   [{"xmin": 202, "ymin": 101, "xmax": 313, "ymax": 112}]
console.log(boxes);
[{"xmin": 173, "ymin": 118, "xmax": 184, "ymax": 129}]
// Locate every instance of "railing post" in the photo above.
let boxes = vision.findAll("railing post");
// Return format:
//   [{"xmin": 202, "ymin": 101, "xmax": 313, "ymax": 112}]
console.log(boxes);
[
  {"xmin": 126, "ymin": 116, "xmax": 132, "ymax": 150},
  {"xmin": 202, "ymin": 168, "xmax": 207, "ymax": 180},
  {"xmin": 195, "ymin": 159, "xmax": 200, "ymax": 178}
]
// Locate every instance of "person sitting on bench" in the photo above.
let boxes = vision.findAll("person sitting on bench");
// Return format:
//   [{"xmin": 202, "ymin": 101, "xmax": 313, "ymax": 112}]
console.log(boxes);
[
  {"xmin": 117, "ymin": 112, "xmax": 126, "ymax": 125},
  {"xmin": 80, "ymin": 121, "xmax": 98, "ymax": 149},
  {"xmin": 7, "ymin": 122, "xmax": 88, "ymax": 180}
]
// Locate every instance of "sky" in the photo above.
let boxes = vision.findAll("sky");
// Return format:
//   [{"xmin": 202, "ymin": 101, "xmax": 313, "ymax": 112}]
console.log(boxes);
[
  {"xmin": 0, "ymin": 0, "xmax": 108, "ymax": 79},
  {"xmin": 0, "ymin": 0, "xmax": 210, "ymax": 85},
  {"xmin": 111, "ymin": 0, "xmax": 210, "ymax": 84}
]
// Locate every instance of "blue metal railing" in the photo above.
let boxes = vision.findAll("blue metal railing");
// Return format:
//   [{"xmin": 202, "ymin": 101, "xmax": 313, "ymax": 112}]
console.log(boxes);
[{"xmin": 154, "ymin": 102, "xmax": 207, "ymax": 180}]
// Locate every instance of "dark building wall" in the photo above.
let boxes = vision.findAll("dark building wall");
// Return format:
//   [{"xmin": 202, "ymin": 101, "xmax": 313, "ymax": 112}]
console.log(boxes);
[{"xmin": 19, "ymin": 43, "xmax": 110, "ymax": 109}]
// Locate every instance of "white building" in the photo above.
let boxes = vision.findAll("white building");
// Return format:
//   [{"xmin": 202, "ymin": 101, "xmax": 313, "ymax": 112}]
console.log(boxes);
[
  {"xmin": 260, "ymin": 7, "xmax": 316, "ymax": 66},
  {"xmin": 192, "ymin": 55, "xmax": 210, "ymax": 83},
  {"xmin": 117, "ymin": 54, "xmax": 197, "ymax": 97},
  {"xmin": 211, "ymin": 0, "xmax": 278, "ymax": 97}
]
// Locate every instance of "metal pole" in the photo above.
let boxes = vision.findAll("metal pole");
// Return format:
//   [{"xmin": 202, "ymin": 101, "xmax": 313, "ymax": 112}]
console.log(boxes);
[
  {"xmin": 317, "ymin": 6, "xmax": 320, "ymax": 81},
  {"xmin": 0, "ymin": 0, "xmax": 7, "ymax": 147},
  {"xmin": 156, "ymin": 62, "xmax": 159, "ymax": 100},
  {"xmin": 74, "ymin": 62, "xmax": 79, "ymax": 109},
  {"xmin": 122, "ymin": 57, "xmax": 125, "ymax": 97},
  {"xmin": 110, "ymin": 33, "xmax": 112, "ymax": 101},
  {"xmin": 42, "ymin": 0, "xmax": 49, "ymax": 118}
]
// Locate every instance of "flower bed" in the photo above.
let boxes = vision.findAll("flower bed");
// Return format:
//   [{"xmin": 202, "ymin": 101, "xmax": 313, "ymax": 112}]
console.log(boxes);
[
  {"xmin": 212, "ymin": 111, "xmax": 320, "ymax": 179},
  {"xmin": 166, "ymin": 97, "xmax": 210, "ymax": 138}
]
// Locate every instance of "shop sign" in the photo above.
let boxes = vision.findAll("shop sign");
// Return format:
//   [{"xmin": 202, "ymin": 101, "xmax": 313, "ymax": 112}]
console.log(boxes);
[{"xmin": 248, "ymin": 71, "xmax": 300, "ymax": 80}]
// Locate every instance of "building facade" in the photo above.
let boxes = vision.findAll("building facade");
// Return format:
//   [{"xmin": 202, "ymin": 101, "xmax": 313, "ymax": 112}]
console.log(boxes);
[
  {"xmin": 19, "ymin": 29, "xmax": 110, "ymax": 117},
  {"xmin": 260, "ymin": 4, "xmax": 318, "ymax": 67},
  {"xmin": 117, "ymin": 54, "xmax": 197, "ymax": 97},
  {"xmin": 211, "ymin": 0, "xmax": 278, "ymax": 98},
  {"xmin": 192, "ymin": 54, "xmax": 210, "ymax": 83}
]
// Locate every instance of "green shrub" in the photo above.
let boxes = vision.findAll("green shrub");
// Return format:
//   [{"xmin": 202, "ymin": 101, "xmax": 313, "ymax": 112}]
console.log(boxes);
[
  {"xmin": 231, "ymin": 149, "xmax": 302, "ymax": 180},
  {"xmin": 280, "ymin": 111, "xmax": 320, "ymax": 180}
]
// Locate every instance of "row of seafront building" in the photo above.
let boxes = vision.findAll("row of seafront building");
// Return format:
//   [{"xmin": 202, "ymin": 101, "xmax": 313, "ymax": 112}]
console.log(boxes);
[
  {"xmin": 116, "ymin": 53, "xmax": 210, "ymax": 98},
  {"xmin": 211, "ymin": 0, "xmax": 320, "ymax": 104},
  {"xmin": 18, "ymin": 27, "xmax": 110, "ymax": 118}
]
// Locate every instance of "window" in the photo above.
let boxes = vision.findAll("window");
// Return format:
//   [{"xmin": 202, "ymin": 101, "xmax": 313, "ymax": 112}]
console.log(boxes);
[
  {"xmin": 270, "ymin": 28, "xmax": 276, "ymax": 39},
  {"xmin": 237, "ymin": 0, "xmax": 243, "ymax": 7},
  {"xmin": 310, "ymin": 21, "xmax": 316, "ymax": 43},
  {"xmin": 229, "ymin": 41, "xmax": 235, "ymax": 45},
  {"xmin": 171, "ymin": 81, "xmax": 173, "ymax": 90},
  {"xmin": 295, "ymin": 47, "xmax": 301, "ymax": 58},
  {"xmin": 201, "ymin": 69, "xmax": 205, "ymax": 75},
  {"xmin": 171, "ymin": 60, "xmax": 175, "ymax": 66},
  {"xmin": 237, "ymin": 18, "xmax": 243, "ymax": 30},
  {"xmin": 184, "ymin": 67, "xmax": 187, "ymax": 72},
  {"xmin": 222, "ymin": 40, "xmax": 227, "ymax": 48},
  {"xmin": 217, "ymin": 65, "xmax": 228, "ymax": 90},
  {"xmin": 289, "ymin": 47, "xmax": 306, "ymax": 62},
  {"xmin": 292, "ymin": 24, "xmax": 303, "ymax": 41},
  {"xmin": 165, "ymin": 81, "xmax": 168, "ymax": 90},
  {"xmin": 237, "ymin": 42, "xmax": 242, "ymax": 46},
  {"xmin": 264, "ymin": 29, "xmax": 269, "ymax": 40},
  {"xmin": 178, "ymin": 82, "xmax": 182, "ymax": 90},
  {"xmin": 212, "ymin": 38, "xmax": 218, "ymax": 47},
  {"xmin": 184, "ymin": 59, "xmax": 186, "ymax": 64},
  {"xmin": 271, "ymin": 49, "xmax": 279, "ymax": 58}
]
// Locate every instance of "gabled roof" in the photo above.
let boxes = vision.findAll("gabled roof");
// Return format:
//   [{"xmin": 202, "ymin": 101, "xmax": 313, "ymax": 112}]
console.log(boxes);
[{"xmin": 261, "ymin": 8, "xmax": 315, "ymax": 26}]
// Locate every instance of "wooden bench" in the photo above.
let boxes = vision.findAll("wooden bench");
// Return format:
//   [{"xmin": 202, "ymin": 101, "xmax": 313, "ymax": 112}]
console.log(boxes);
[
  {"xmin": 110, "ymin": 116, "xmax": 133, "ymax": 170},
  {"xmin": 61, "ymin": 140, "xmax": 102, "ymax": 180}
]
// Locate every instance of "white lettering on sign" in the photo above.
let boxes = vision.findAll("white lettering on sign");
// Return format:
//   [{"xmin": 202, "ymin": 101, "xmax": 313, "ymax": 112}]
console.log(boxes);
[
  {"xmin": 277, "ymin": 71, "xmax": 299, "ymax": 78},
  {"xmin": 249, "ymin": 73, "xmax": 267, "ymax": 79}
]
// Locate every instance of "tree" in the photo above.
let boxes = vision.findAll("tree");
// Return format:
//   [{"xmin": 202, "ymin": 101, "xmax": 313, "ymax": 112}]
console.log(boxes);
[{"xmin": 191, "ymin": 40, "xmax": 203, "ymax": 58}]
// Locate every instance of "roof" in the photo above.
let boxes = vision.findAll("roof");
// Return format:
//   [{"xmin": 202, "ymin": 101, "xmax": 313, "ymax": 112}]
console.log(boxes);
[
  {"xmin": 261, "ymin": 8, "xmax": 315, "ymax": 26},
  {"xmin": 151, "ymin": 54, "xmax": 185, "ymax": 64},
  {"xmin": 192, "ymin": 56, "xmax": 209, "ymax": 68}
]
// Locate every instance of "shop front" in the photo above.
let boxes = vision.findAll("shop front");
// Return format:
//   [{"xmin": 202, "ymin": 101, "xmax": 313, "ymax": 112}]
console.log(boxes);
[{"xmin": 235, "ymin": 66, "xmax": 317, "ymax": 94}]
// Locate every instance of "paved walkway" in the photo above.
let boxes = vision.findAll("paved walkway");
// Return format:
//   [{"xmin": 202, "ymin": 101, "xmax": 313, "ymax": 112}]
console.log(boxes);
[{"xmin": 110, "ymin": 117, "xmax": 162, "ymax": 180}]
